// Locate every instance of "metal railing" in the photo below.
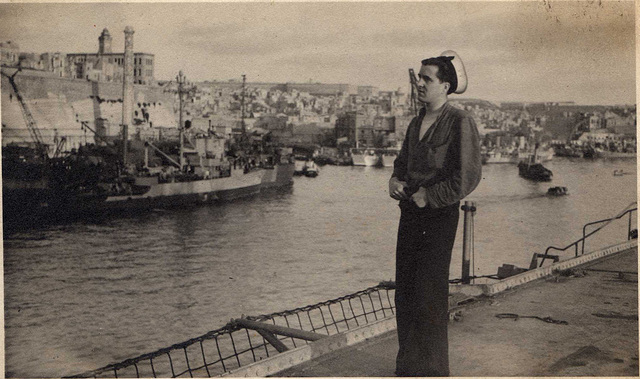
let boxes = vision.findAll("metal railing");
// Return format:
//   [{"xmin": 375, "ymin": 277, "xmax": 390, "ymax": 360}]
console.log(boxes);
[
  {"xmin": 537, "ymin": 202, "xmax": 637, "ymax": 267},
  {"xmin": 68, "ymin": 283, "xmax": 395, "ymax": 378}
]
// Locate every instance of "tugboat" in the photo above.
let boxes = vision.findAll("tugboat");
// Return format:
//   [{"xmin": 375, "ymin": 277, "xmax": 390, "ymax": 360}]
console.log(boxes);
[
  {"xmin": 518, "ymin": 144, "xmax": 553, "ymax": 182},
  {"xmin": 518, "ymin": 161, "xmax": 553, "ymax": 181}
]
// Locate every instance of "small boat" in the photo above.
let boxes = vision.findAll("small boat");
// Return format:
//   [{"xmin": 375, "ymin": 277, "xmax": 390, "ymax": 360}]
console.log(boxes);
[
  {"xmin": 303, "ymin": 161, "xmax": 319, "ymax": 177},
  {"xmin": 582, "ymin": 145, "xmax": 603, "ymax": 159},
  {"xmin": 547, "ymin": 186, "xmax": 568, "ymax": 196},
  {"xmin": 293, "ymin": 156, "xmax": 309, "ymax": 176},
  {"xmin": 381, "ymin": 150, "xmax": 399, "ymax": 167}
]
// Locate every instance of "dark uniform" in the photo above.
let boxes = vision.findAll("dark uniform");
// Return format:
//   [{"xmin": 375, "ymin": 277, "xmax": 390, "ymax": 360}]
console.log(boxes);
[{"xmin": 392, "ymin": 102, "xmax": 482, "ymax": 376}]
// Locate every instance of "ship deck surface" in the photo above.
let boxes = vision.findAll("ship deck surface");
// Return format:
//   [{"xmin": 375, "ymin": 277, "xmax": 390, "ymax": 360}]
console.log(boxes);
[{"xmin": 276, "ymin": 246, "xmax": 638, "ymax": 377}]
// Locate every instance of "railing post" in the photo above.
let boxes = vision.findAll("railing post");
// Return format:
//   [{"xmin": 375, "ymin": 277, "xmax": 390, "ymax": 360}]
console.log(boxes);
[
  {"xmin": 628, "ymin": 210, "xmax": 633, "ymax": 240},
  {"xmin": 461, "ymin": 201, "xmax": 476, "ymax": 284}
]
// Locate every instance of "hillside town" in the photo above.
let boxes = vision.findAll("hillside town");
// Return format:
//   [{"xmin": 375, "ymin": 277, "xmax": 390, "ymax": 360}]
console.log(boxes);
[{"xmin": 1, "ymin": 29, "xmax": 636, "ymax": 160}]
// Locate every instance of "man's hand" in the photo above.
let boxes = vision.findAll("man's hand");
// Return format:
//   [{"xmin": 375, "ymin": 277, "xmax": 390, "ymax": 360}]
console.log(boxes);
[
  {"xmin": 411, "ymin": 187, "xmax": 428, "ymax": 208},
  {"xmin": 389, "ymin": 177, "xmax": 408, "ymax": 200}
]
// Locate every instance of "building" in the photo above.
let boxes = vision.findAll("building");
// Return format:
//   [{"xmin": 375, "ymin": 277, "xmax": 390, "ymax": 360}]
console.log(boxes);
[
  {"xmin": 578, "ymin": 130, "xmax": 622, "ymax": 144},
  {"xmin": 357, "ymin": 85, "xmax": 379, "ymax": 98},
  {"xmin": 335, "ymin": 111, "xmax": 376, "ymax": 147},
  {"xmin": 0, "ymin": 41, "xmax": 20, "ymax": 65},
  {"xmin": 373, "ymin": 115, "xmax": 396, "ymax": 147},
  {"xmin": 588, "ymin": 113, "xmax": 605, "ymax": 130},
  {"xmin": 39, "ymin": 52, "xmax": 66, "ymax": 77},
  {"xmin": 65, "ymin": 28, "xmax": 155, "ymax": 84},
  {"xmin": 604, "ymin": 110, "xmax": 635, "ymax": 134}
]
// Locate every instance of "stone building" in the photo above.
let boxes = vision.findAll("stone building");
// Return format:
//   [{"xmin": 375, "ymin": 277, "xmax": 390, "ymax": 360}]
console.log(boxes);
[
  {"xmin": 335, "ymin": 111, "xmax": 376, "ymax": 147},
  {"xmin": 65, "ymin": 28, "xmax": 155, "ymax": 84},
  {"xmin": 0, "ymin": 41, "xmax": 20, "ymax": 65},
  {"xmin": 39, "ymin": 52, "xmax": 66, "ymax": 77}
]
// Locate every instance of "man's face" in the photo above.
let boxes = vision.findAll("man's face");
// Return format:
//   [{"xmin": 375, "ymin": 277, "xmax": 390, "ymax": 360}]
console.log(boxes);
[{"xmin": 417, "ymin": 64, "xmax": 448, "ymax": 104}]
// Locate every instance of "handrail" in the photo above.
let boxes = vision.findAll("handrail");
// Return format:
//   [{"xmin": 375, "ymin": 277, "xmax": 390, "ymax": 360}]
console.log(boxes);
[
  {"xmin": 540, "ymin": 202, "xmax": 637, "ymax": 266},
  {"xmin": 581, "ymin": 202, "xmax": 637, "ymax": 255}
]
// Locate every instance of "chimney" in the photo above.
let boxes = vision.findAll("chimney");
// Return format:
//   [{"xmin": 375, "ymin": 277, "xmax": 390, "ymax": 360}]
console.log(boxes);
[{"xmin": 121, "ymin": 26, "xmax": 134, "ymax": 165}]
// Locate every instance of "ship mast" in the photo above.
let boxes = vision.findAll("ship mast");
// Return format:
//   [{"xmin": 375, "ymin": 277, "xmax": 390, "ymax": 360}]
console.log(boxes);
[
  {"xmin": 241, "ymin": 74, "xmax": 246, "ymax": 133},
  {"xmin": 355, "ymin": 114, "xmax": 359, "ymax": 149},
  {"xmin": 177, "ymin": 70, "xmax": 187, "ymax": 170}
]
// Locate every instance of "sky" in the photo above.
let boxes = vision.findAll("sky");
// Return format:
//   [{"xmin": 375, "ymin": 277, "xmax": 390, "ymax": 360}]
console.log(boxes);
[{"xmin": 0, "ymin": 1, "xmax": 635, "ymax": 105}]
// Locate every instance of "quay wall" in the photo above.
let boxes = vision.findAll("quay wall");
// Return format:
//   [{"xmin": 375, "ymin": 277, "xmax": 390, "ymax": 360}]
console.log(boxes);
[{"xmin": 2, "ymin": 69, "xmax": 176, "ymax": 149}]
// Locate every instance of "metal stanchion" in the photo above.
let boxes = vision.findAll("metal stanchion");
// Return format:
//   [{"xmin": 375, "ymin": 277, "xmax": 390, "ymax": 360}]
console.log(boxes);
[{"xmin": 461, "ymin": 201, "xmax": 476, "ymax": 284}]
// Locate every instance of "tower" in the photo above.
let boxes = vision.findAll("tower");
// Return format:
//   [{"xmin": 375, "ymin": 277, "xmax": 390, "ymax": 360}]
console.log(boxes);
[{"xmin": 98, "ymin": 28, "xmax": 112, "ymax": 54}]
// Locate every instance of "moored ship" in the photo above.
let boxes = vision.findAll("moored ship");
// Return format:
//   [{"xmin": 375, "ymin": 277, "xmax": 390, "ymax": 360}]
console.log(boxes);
[
  {"xmin": 381, "ymin": 149, "xmax": 399, "ymax": 167},
  {"xmin": 483, "ymin": 148, "xmax": 517, "ymax": 164},
  {"xmin": 350, "ymin": 148, "xmax": 380, "ymax": 166},
  {"xmin": 483, "ymin": 147, "xmax": 554, "ymax": 164},
  {"xmin": 2, "ymin": 59, "xmax": 295, "ymax": 227},
  {"xmin": 3, "ymin": 137, "xmax": 295, "ymax": 225}
]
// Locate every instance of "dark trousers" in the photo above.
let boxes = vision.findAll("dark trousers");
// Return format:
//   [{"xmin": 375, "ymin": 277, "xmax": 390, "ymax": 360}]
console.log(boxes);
[{"xmin": 395, "ymin": 201, "xmax": 460, "ymax": 377}]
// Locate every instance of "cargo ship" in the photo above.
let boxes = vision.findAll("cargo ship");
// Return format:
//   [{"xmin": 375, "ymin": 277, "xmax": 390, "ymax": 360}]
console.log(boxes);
[
  {"xmin": 3, "ymin": 137, "xmax": 294, "ymax": 222},
  {"xmin": 2, "ymin": 62, "xmax": 294, "ymax": 227}
]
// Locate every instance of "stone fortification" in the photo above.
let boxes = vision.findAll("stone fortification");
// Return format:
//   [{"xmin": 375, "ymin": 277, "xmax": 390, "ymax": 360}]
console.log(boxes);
[{"xmin": 2, "ymin": 69, "xmax": 176, "ymax": 150}]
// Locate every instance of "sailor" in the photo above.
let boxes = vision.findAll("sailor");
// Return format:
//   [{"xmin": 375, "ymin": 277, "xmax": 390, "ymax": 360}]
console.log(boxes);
[{"xmin": 389, "ymin": 51, "xmax": 482, "ymax": 376}]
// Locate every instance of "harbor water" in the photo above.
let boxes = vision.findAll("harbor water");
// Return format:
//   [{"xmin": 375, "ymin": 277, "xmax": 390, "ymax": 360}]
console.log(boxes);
[{"xmin": 3, "ymin": 157, "xmax": 637, "ymax": 377}]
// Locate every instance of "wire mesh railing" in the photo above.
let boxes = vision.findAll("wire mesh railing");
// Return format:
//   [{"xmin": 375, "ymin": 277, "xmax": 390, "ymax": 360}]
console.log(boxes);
[{"xmin": 68, "ymin": 283, "xmax": 396, "ymax": 378}]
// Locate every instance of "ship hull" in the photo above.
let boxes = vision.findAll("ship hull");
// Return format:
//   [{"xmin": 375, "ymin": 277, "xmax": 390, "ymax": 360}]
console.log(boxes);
[
  {"xmin": 3, "ymin": 163, "xmax": 295, "ymax": 227},
  {"xmin": 100, "ymin": 163, "xmax": 294, "ymax": 209},
  {"xmin": 381, "ymin": 151, "xmax": 398, "ymax": 167},
  {"xmin": 484, "ymin": 155, "xmax": 516, "ymax": 164},
  {"xmin": 351, "ymin": 153, "xmax": 380, "ymax": 166}
]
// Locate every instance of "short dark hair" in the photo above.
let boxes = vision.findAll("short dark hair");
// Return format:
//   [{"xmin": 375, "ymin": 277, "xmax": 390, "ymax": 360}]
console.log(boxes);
[{"xmin": 421, "ymin": 56, "xmax": 457, "ymax": 94}]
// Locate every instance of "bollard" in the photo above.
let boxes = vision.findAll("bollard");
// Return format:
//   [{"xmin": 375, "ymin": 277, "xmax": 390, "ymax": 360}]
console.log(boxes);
[{"xmin": 461, "ymin": 201, "xmax": 476, "ymax": 284}]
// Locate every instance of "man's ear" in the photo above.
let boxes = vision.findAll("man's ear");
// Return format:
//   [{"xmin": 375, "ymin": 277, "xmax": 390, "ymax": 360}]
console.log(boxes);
[{"xmin": 443, "ymin": 82, "xmax": 450, "ymax": 94}]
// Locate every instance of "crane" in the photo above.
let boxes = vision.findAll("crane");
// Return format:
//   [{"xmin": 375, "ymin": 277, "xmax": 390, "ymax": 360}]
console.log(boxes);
[
  {"xmin": 409, "ymin": 68, "xmax": 418, "ymax": 116},
  {"xmin": 2, "ymin": 68, "xmax": 49, "ymax": 158}
]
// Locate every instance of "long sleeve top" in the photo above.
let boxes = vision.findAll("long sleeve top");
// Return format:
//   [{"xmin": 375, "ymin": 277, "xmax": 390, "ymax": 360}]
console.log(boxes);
[{"xmin": 392, "ymin": 102, "xmax": 482, "ymax": 208}]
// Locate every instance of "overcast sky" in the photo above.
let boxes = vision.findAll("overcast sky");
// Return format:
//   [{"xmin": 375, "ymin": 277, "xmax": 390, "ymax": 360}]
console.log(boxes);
[{"xmin": 0, "ymin": 1, "xmax": 635, "ymax": 105}]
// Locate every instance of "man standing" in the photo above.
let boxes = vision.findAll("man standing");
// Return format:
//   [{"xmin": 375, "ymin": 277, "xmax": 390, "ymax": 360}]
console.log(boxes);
[{"xmin": 389, "ymin": 51, "xmax": 482, "ymax": 376}]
